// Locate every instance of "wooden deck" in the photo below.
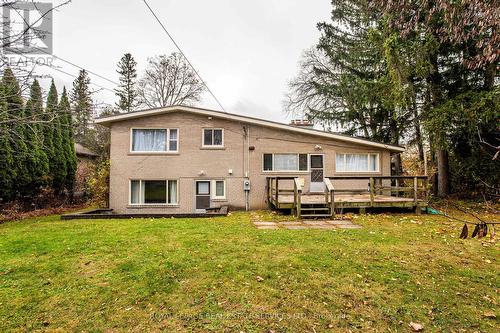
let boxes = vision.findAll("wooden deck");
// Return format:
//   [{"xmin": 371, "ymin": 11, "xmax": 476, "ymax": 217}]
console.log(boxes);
[{"xmin": 266, "ymin": 176, "xmax": 429, "ymax": 218}]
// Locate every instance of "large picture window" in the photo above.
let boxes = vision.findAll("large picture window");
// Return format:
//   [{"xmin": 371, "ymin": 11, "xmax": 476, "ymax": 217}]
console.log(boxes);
[
  {"xmin": 263, "ymin": 154, "xmax": 308, "ymax": 171},
  {"xmin": 131, "ymin": 129, "xmax": 178, "ymax": 152},
  {"xmin": 336, "ymin": 153, "xmax": 379, "ymax": 172},
  {"xmin": 130, "ymin": 180, "xmax": 178, "ymax": 205},
  {"xmin": 203, "ymin": 128, "xmax": 224, "ymax": 147}
]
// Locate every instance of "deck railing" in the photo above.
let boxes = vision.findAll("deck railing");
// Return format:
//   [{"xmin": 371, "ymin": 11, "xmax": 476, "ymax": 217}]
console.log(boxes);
[
  {"xmin": 326, "ymin": 175, "xmax": 429, "ymax": 211},
  {"xmin": 266, "ymin": 176, "xmax": 296, "ymax": 207},
  {"xmin": 267, "ymin": 175, "xmax": 429, "ymax": 216}
]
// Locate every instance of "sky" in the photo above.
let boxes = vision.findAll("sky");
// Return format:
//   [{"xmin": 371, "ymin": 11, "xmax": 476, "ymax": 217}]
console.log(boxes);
[{"xmin": 9, "ymin": 0, "xmax": 332, "ymax": 123}]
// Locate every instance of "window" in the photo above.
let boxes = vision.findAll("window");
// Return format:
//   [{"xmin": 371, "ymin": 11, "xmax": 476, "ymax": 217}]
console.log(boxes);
[
  {"xmin": 212, "ymin": 180, "xmax": 225, "ymax": 199},
  {"xmin": 131, "ymin": 129, "xmax": 178, "ymax": 152},
  {"xmin": 263, "ymin": 154, "xmax": 308, "ymax": 172},
  {"xmin": 130, "ymin": 180, "xmax": 178, "ymax": 205},
  {"xmin": 203, "ymin": 129, "xmax": 224, "ymax": 147},
  {"xmin": 336, "ymin": 153, "xmax": 379, "ymax": 172}
]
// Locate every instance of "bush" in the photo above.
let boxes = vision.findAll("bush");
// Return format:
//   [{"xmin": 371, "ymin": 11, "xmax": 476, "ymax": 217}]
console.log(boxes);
[{"xmin": 88, "ymin": 160, "xmax": 110, "ymax": 208}]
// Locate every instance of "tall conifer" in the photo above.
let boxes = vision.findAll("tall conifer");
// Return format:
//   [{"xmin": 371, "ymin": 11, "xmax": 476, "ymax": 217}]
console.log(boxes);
[
  {"xmin": 60, "ymin": 87, "xmax": 77, "ymax": 195},
  {"xmin": 0, "ymin": 81, "xmax": 14, "ymax": 201},
  {"xmin": 24, "ymin": 79, "xmax": 49, "ymax": 192},
  {"xmin": 2, "ymin": 68, "xmax": 30, "ymax": 197}
]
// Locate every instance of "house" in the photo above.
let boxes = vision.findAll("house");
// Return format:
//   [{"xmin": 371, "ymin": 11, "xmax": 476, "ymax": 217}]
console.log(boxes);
[
  {"xmin": 74, "ymin": 143, "xmax": 98, "ymax": 199},
  {"xmin": 95, "ymin": 105, "xmax": 427, "ymax": 217}
]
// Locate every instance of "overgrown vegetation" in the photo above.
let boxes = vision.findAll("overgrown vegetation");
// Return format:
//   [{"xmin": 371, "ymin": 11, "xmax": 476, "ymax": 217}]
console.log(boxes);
[
  {"xmin": 0, "ymin": 210, "xmax": 498, "ymax": 332},
  {"xmin": 285, "ymin": 0, "xmax": 499, "ymax": 197},
  {"xmin": 0, "ymin": 69, "xmax": 77, "ymax": 205}
]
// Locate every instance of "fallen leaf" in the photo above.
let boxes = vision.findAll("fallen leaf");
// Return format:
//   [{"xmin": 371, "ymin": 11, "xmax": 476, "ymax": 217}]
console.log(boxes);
[
  {"xmin": 483, "ymin": 311, "xmax": 496, "ymax": 318},
  {"xmin": 256, "ymin": 276, "xmax": 264, "ymax": 282},
  {"xmin": 409, "ymin": 322, "xmax": 424, "ymax": 331}
]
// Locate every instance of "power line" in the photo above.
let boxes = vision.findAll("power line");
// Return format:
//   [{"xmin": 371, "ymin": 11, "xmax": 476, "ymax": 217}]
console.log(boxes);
[
  {"xmin": 141, "ymin": 0, "xmax": 227, "ymax": 112},
  {"xmin": 7, "ymin": 5, "xmax": 120, "ymax": 88},
  {"xmin": 8, "ymin": 49, "xmax": 116, "ymax": 94},
  {"xmin": 32, "ymin": 46, "xmax": 120, "ymax": 87}
]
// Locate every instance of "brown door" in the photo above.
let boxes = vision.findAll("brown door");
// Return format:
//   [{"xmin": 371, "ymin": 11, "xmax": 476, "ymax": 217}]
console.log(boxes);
[{"xmin": 196, "ymin": 181, "xmax": 211, "ymax": 210}]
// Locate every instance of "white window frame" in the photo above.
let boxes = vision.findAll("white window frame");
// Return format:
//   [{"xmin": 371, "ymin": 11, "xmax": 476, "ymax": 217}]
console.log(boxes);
[
  {"xmin": 335, "ymin": 153, "xmax": 380, "ymax": 173},
  {"xmin": 202, "ymin": 128, "xmax": 224, "ymax": 148},
  {"xmin": 262, "ymin": 153, "xmax": 309, "ymax": 172},
  {"xmin": 211, "ymin": 180, "xmax": 226, "ymax": 200},
  {"xmin": 128, "ymin": 179, "xmax": 179, "ymax": 205},
  {"xmin": 130, "ymin": 128, "xmax": 179, "ymax": 153}
]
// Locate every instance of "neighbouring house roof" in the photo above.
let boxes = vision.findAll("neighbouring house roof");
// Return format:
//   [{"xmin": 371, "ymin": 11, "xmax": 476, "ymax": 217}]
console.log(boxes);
[
  {"xmin": 94, "ymin": 105, "xmax": 405, "ymax": 152},
  {"xmin": 74, "ymin": 143, "xmax": 98, "ymax": 158}
]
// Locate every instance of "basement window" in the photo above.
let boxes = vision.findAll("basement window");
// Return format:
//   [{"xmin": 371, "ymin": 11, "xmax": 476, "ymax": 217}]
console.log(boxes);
[{"xmin": 130, "ymin": 180, "xmax": 178, "ymax": 205}]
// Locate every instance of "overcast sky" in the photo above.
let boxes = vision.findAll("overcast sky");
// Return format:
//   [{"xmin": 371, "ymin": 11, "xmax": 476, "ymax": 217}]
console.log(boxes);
[{"xmin": 26, "ymin": 0, "xmax": 331, "ymax": 122}]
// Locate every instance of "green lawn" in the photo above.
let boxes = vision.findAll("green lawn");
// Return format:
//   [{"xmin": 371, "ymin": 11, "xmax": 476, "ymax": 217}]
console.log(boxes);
[{"xmin": 0, "ymin": 210, "xmax": 498, "ymax": 332}]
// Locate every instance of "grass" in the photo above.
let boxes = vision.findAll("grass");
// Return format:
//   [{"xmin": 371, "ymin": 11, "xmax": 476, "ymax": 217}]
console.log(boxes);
[{"xmin": 0, "ymin": 208, "xmax": 498, "ymax": 332}]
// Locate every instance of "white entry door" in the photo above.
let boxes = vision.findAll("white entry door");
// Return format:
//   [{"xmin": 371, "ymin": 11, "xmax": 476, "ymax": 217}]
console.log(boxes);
[{"xmin": 309, "ymin": 154, "xmax": 325, "ymax": 193}]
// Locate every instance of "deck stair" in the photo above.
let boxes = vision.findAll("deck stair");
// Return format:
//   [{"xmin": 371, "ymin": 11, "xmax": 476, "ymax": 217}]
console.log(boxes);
[{"xmin": 299, "ymin": 201, "xmax": 331, "ymax": 219}]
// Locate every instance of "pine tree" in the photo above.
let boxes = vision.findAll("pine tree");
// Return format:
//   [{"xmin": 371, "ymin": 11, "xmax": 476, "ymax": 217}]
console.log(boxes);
[
  {"xmin": 0, "ymin": 81, "xmax": 14, "ymax": 202},
  {"xmin": 24, "ymin": 79, "xmax": 49, "ymax": 192},
  {"xmin": 60, "ymin": 87, "xmax": 77, "ymax": 195},
  {"xmin": 2, "ymin": 68, "xmax": 30, "ymax": 198},
  {"xmin": 115, "ymin": 53, "xmax": 139, "ymax": 113},
  {"xmin": 71, "ymin": 70, "xmax": 93, "ymax": 143},
  {"xmin": 45, "ymin": 81, "xmax": 66, "ymax": 193}
]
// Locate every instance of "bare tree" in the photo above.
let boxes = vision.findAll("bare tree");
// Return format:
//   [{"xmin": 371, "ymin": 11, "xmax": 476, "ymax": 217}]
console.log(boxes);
[
  {"xmin": 137, "ymin": 53, "xmax": 206, "ymax": 108},
  {"xmin": 283, "ymin": 47, "xmax": 339, "ymax": 118}
]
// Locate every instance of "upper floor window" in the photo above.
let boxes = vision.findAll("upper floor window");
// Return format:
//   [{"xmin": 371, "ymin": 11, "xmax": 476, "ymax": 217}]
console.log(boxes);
[
  {"xmin": 336, "ymin": 153, "xmax": 379, "ymax": 172},
  {"xmin": 203, "ymin": 128, "xmax": 223, "ymax": 147},
  {"xmin": 131, "ymin": 128, "xmax": 178, "ymax": 152},
  {"xmin": 263, "ymin": 153, "xmax": 308, "ymax": 172}
]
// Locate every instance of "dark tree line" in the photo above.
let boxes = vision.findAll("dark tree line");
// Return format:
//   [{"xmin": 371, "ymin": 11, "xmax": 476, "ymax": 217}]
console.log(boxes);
[
  {"xmin": 0, "ymin": 68, "xmax": 77, "ymax": 203},
  {"xmin": 285, "ymin": 0, "xmax": 499, "ymax": 197}
]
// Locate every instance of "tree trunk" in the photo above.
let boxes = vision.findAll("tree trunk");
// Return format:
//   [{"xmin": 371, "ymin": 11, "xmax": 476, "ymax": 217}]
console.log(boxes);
[
  {"xmin": 428, "ymin": 52, "xmax": 450, "ymax": 197},
  {"xmin": 393, "ymin": 153, "xmax": 402, "ymax": 175},
  {"xmin": 436, "ymin": 148, "xmax": 450, "ymax": 196}
]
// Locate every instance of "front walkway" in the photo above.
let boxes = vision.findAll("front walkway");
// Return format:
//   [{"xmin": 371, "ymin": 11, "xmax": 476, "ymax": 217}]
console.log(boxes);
[{"xmin": 251, "ymin": 212, "xmax": 362, "ymax": 230}]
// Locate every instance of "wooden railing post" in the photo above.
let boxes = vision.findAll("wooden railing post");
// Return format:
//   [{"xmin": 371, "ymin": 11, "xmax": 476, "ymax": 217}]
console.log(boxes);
[
  {"xmin": 294, "ymin": 178, "xmax": 302, "ymax": 219},
  {"xmin": 324, "ymin": 178, "xmax": 335, "ymax": 218},
  {"xmin": 369, "ymin": 177, "xmax": 374, "ymax": 207},
  {"xmin": 413, "ymin": 177, "xmax": 418, "ymax": 205},
  {"xmin": 275, "ymin": 178, "xmax": 279, "ymax": 205}
]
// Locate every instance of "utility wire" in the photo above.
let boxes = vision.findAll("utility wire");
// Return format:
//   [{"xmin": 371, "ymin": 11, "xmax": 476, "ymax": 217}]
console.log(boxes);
[
  {"xmin": 31, "ymin": 46, "xmax": 120, "ymax": 86},
  {"xmin": 7, "ymin": 6, "xmax": 120, "ymax": 88},
  {"xmin": 9, "ymin": 49, "xmax": 116, "ymax": 94},
  {"xmin": 141, "ymin": 0, "xmax": 227, "ymax": 112}
]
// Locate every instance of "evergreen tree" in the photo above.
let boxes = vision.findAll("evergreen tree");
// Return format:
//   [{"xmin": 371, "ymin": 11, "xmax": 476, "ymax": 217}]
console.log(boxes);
[
  {"xmin": 115, "ymin": 53, "xmax": 139, "ymax": 113},
  {"xmin": 2, "ymin": 68, "xmax": 30, "ymax": 197},
  {"xmin": 60, "ymin": 87, "xmax": 77, "ymax": 195},
  {"xmin": 71, "ymin": 70, "xmax": 93, "ymax": 143},
  {"xmin": 0, "ymin": 81, "xmax": 14, "ymax": 201},
  {"xmin": 45, "ymin": 81, "xmax": 66, "ymax": 193},
  {"xmin": 24, "ymin": 79, "xmax": 49, "ymax": 192}
]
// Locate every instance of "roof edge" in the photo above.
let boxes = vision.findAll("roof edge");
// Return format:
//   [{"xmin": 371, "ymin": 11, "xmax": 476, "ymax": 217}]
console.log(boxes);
[{"xmin": 94, "ymin": 105, "xmax": 405, "ymax": 152}]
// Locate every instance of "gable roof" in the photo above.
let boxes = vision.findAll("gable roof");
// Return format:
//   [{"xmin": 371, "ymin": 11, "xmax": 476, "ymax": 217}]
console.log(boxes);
[{"xmin": 94, "ymin": 105, "xmax": 405, "ymax": 152}]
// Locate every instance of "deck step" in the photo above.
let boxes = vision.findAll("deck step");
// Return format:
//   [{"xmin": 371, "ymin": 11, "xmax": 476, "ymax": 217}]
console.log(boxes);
[
  {"xmin": 301, "ymin": 214, "xmax": 332, "ymax": 219},
  {"xmin": 300, "ymin": 207, "xmax": 329, "ymax": 211}
]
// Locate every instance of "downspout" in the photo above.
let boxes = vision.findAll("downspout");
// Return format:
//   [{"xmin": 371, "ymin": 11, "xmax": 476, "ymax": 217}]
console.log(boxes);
[{"xmin": 243, "ymin": 125, "xmax": 250, "ymax": 211}]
